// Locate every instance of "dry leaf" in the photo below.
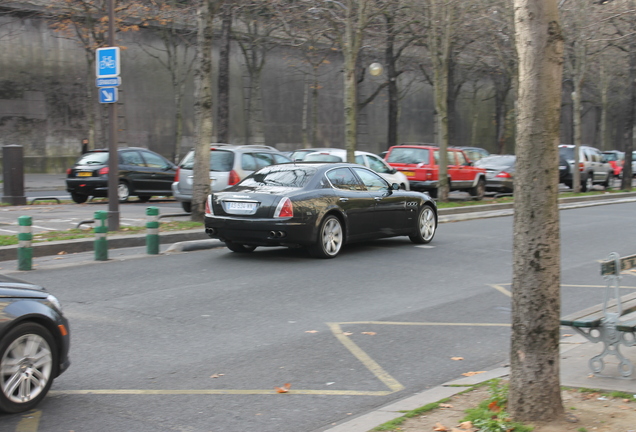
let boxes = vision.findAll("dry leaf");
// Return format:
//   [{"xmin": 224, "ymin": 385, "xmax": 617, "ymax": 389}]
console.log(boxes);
[
  {"xmin": 361, "ymin": 332, "xmax": 377, "ymax": 335},
  {"xmin": 210, "ymin": 374, "xmax": 224, "ymax": 378},
  {"xmin": 450, "ymin": 357, "xmax": 464, "ymax": 361},
  {"xmin": 57, "ymin": 251, "xmax": 67, "ymax": 255},
  {"xmin": 461, "ymin": 371, "xmax": 486, "ymax": 377},
  {"xmin": 439, "ymin": 403, "xmax": 453, "ymax": 408},
  {"xmin": 488, "ymin": 401, "xmax": 501, "ymax": 412},
  {"xmin": 343, "ymin": 332, "xmax": 353, "ymax": 336},
  {"xmin": 275, "ymin": 383, "xmax": 291, "ymax": 393},
  {"xmin": 458, "ymin": 421, "xmax": 473, "ymax": 429},
  {"xmin": 562, "ymin": 334, "xmax": 573, "ymax": 337},
  {"xmin": 433, "ymin": 422, "xmax": 448, "ymax": 431},
  {"xmin": 305, "ymin": 330, "xmax": 319, "ymax": 333}
]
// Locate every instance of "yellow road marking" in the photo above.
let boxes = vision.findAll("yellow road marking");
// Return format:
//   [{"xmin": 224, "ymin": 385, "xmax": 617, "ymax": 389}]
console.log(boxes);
[
  {"xmin": 337, "ymin": 321, "xmax": 510, "ymax": 327},
  {"xmin": 328, "ymin": 322, "xmax": 405, "ymax": 392},
  {"xmin": 16, "ymin": 410, "xmax": 41, "ymax": 432},
  {"xmin": 50, "ymin": 389, "xmax": 393, "ymax": 396}
]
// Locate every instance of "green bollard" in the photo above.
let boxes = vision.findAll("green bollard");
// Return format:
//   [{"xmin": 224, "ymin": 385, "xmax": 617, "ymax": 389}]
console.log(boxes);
[
  {"xmin": 94, "ymin": 210, "xmax": 108, "ymax": 261},
  {"xmin": 17, "ymin": 215, "xmax": 32, "ymax": 271},
  {"xmin": 146, "ymin": 206, "xmax": 160, "ymax": 255}
]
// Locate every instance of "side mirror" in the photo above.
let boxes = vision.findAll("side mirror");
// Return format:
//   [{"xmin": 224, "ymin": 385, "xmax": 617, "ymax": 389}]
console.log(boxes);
[
  {"xmin": 391, "ymin": 183, "xmax": 400, "ymax": 190},
  {"xmin": 390, "ymin": 167, "xmax": 397, "ymax": 174}
]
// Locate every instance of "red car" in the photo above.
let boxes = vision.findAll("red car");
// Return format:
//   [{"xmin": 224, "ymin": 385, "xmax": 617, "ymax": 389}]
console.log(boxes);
[
  {"xmin": 385, "ymin": 144, "xmax": 487, "ymax": 199},
  {"xmin": 602, "ymin": 150, "xmax": 624, "ymax": 178}
]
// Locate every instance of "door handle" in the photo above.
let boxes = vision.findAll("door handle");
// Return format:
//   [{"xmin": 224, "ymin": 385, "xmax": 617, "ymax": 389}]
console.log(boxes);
[
  {"xmin": 374, "ymin": 197, "xmax": 382, "ymax": 201},
  {"xmin": 339, "ymin": 198, "xmax": 349, "ymax": 202}
]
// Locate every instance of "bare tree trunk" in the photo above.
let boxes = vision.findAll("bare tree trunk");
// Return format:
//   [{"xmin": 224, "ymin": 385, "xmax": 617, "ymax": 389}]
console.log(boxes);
[
  {"xmin": 509, "ymin": 0, "xmax": 564, "ymax": 422},
  {"xmin": 191, "ymin": 0, "xmax": 215, "ymax": 222},
  {"xmin": 217, "ymin": 3, "xmax": 232, "ymax": 144},
  {"xmin": 621, "ymin": 15, "xmax": 635, "ymax": 189},
  {"xmin": 302, "ymin": 74, "xmax": 309, "ymax": 147},
  {"xmin": 572, "ymin": 85, "xmax": 582, "ymax": 192}
]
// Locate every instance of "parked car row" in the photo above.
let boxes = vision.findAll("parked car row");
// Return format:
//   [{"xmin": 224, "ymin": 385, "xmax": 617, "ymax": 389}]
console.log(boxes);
[{"xmin": 65, "ymin": 142, "xmax": 621, "ymax": 205}]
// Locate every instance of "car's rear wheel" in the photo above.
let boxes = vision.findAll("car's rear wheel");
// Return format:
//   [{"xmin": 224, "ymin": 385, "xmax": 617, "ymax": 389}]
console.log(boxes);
[
  {"xmin": 225, "ymin": 241, "xmax": 257, "ymax": 253},
  {"xmin": 117, "ymin": 181, "xmax": 130, "ymax": 203},
  {"xmin": 0, "ymin": 323, "xmax": 57, "ymax": 413},
  {"xmin": 309, "ymin": 215, "xmax": 343, "ymax": 258},
  {"xmin": 409, "ymin": 204, "xmax": 436, "ymax": 244},
  {"xmin": 470, "ymin": 178, "xmax": 485, "ymax": 200},
  {"xmin": 70, "ymin": 192, "xmax": 88, "ymax": 204},
  {"xmin": 181, "ymin": 201, "xmax": 192, "ymax": 213}
]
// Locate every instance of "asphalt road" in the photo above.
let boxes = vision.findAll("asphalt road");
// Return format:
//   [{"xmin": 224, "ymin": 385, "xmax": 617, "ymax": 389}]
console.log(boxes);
[{"xmin": 1, "ymin": 202, "xmax": 636, "ymax": 431}]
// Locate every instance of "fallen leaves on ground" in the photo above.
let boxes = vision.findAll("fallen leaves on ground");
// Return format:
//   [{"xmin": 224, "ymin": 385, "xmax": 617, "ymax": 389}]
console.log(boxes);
[{"xmin": 275, "ymin": 383, "xmax": 291, "ymax": 393}]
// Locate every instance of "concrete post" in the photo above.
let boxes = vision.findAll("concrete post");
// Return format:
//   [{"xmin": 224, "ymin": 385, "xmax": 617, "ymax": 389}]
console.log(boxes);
[
  {"xmin": 17, "ymin": 215, "xmax": 32, "ymax": 271},
  {"xmin": 146, "ymin": 206, "xmax": 159, "ymax": 255},
  {"xmin": 2, "ymin": 145, "xmax": 26, "ymax": 205},
  {"xmin": 94, "ymin": 210, "xmax": 108, "ymax": 261}
]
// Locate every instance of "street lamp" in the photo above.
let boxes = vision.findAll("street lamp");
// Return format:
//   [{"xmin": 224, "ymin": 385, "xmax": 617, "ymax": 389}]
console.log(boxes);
[{"xmin": 369, "ymin": 62, "xmax": 383, "ymax": 76}]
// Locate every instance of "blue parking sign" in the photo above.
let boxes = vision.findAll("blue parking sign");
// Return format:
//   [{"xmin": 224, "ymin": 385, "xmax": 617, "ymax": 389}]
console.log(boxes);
[
  {"xmin": 99, "ymin": 87, "xmax": 118, "ymax": 104},
  {"xmin": 96, "ymin": 47, "xmax": 120, "ymax": 78}
]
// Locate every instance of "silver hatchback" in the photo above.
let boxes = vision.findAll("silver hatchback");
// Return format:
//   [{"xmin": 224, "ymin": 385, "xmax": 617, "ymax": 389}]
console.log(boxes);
[{"xmin": 171, "ymin": 144, "xmax": 291, "ymax": 212}]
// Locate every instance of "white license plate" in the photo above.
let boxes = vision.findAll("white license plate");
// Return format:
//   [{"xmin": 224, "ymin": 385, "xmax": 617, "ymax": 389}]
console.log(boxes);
[{"xmin": 225, "ymin": 201, "xmax": 257, "ymax": 214}]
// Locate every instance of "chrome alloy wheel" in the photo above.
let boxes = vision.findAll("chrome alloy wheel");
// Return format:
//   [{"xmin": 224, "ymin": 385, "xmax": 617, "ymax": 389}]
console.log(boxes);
[
  {"xmin": 1, "ymin": 334, "xmax": 53, "ymax": 404},
  {"xmin": 321, "ymin": 217, "xmax": 343, "ymax": 256},
  {"xmin": 419, "ymin": 206, "xmax": 436, "ymax": 242}
]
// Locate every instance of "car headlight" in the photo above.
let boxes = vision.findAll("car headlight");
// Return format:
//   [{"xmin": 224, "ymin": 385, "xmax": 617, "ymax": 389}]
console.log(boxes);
[{"xmin": 46, "ymin": 294, "xmax": 64, "ymax": 314}]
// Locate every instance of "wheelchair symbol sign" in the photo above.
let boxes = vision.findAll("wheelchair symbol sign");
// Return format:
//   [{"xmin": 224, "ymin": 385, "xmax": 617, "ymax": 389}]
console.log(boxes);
[{"xmin": 96, "ymin": 47, "xmax": 120, "ymax": 78}]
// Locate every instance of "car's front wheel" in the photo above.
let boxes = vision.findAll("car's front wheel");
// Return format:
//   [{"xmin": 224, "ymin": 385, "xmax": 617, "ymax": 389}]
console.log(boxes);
[
  {"xmin": 225, "ymin": 242, "xmax": 257, "ymax": 253},
  {"xmin": 181, "ymin": 201, "xmax": 192, "ymax": 213},
  {"xmin": 309, "ymin": 215, "xmax": 343, "ymax": 258},
  {"xmin": 70, "ymin": 192, "xmax": 88, "ymax": 204},
  {"xmin": 470, "ymin": 178, "xmax": 485, "ymax": 200},
  {"xmin": 0, "ymin": 323, "xmax": 57, "ymax": 413},
  {"xmin": 117, "ymin": 181, "xmax": 130, "ymax": 203},
  {"xmin": 409, "ymin": 204, "xmax": 436, "ymax": 244}
]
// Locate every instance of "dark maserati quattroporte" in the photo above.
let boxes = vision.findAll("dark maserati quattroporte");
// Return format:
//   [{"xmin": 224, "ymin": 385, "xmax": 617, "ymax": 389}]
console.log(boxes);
[{"xmin": 204, "ymin": 162, "xmax": 438, "ymax": 258}]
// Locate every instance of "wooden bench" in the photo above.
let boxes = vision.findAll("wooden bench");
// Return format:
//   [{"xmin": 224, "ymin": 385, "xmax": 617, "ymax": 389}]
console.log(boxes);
[{"xmin": 560, "ymin": 252, "xmax": 636, "ymax": 378}]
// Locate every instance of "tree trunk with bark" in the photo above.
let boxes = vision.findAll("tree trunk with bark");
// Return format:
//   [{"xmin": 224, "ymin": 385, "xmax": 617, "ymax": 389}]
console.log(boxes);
[
  {"xmin": 217, "ymin": 3, "xmax": 232, "ymax": 144},
  {"xmin": 509, "ymin": 0, "xmax": 564, "ymax": 422},
  {"xmin": 191, "ymin": 0, "xmax": 215, "ymax": 222}
]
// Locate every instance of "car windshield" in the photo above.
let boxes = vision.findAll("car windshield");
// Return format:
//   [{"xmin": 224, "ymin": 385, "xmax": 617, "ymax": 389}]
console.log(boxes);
[
  {"xmin": 305, "ymin": 153, "xmax": 343, "ymax": 162},
  {"xmin": 386, "ymin": 147, "xmax": 429, "ymax": 164},
  {"xmin": 240, "ymin": 165, "xmax": 318, "ymax": 188},
  {"xmin": 603, "ymin": 153, "xmax": 619, "ymax": 161},
  {"xmin": 180, "ymin": 149, "xmax": 235, "ymax": 171},
  {"xmin": 75, "ymin": 152, "xmax": 109, "ymax": 165},
  {"xmin": 475, "ymin": 155, "xmax": 515, "ymax": 168}
]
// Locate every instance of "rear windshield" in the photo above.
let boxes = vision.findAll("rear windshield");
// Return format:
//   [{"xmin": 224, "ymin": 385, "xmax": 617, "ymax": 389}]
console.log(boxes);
[
  {"xmin": 603, "ymin": 152, "xmax": 623, "ymax": 161},
  {"xmin": 386, "ymin": 147, "xmax": 430, "ymax": 164},
  {"xmin": 475, "ymin": 155, "xmax": 516, "ymax": 168},
  {"xmin": 559, "ymin": 147, "xmax": 574, "ymax": 160},
  {"xmin": 179, "ymin": 150, "xmax": 235, "ymax": 171},
  {"xmin": 240, "ymin": 165, "xmax": 318, "ymax": 188},
  {"xmin": 304, "ymin": 154, "xmax": 343, "ymax": 162},
  {"xmin": 75, "ymin": 152, "xmax": 109, "ymax": 165}
]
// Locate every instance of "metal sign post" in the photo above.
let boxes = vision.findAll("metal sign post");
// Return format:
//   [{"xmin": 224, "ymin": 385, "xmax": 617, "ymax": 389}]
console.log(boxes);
[{"xmin": 95, "ymin": 0, "xmax": 120, "ymax": 231}]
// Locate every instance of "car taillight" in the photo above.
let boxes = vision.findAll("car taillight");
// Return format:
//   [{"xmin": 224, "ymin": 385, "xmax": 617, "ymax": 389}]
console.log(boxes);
[
  {"xmin": 228, "ymin": 170, "xmax": 240, "ymax": 185},
  {"xmin": 205, "ymin": 195, "xmax": 213, "ymax": 215},
  {"xmin": 495, "ymin": 171, "xmax": 512, "ymax": 178},
  {"xmin": 274, "ymin": 197, "xmax": 293, "ymax": 218},
  {"xmin": 99, "ymin": 167, "xmax": 109, "ymax": 175},
  {"xmin": 579, "ymin": 162, "xmax": 584, "ymax": 171},
  {"xmin": 174, "ymin": 167, "xmax": 180, "ymax": 182},
  {"xmin": 66, "ymin": 168, "xmax": 72, "ymax": 175}
]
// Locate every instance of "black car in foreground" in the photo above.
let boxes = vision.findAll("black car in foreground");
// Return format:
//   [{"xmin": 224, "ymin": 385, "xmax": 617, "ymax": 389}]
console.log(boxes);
[
  {"xmin": 66, "ymin": 147, "xmax": 177, "ymax": 203},
  {"xmin": 204, "ymin": 162, "xmax": 438, "ymax": 258},
  {"xmin": 0, "ymin": 274, "xmax": 70, "ymax": 413}
]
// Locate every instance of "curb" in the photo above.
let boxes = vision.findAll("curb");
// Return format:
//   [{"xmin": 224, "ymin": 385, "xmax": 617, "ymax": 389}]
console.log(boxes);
[{"xmin": 0, "ymin": 229, "xmax": 211, "ymax": 262}]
